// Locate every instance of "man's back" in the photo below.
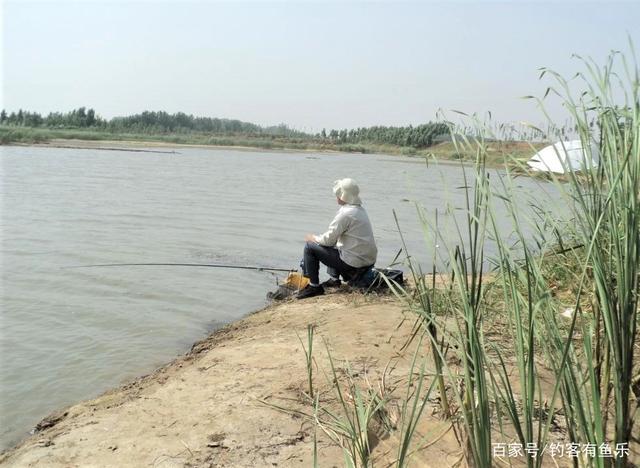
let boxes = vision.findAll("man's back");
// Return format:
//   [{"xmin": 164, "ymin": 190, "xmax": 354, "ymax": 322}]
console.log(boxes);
[{"xmin": 333, "ymin": 204, "xmax": 377, "ymax": 268}]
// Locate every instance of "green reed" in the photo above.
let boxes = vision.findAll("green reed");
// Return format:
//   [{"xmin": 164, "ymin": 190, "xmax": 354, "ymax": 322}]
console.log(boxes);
[
  {"xmin": 392, "ymin": 45, "xmax": 638, "ymax": 467},
  {"xmin": 297, "ymin": 324, "xmax": 316, "ymax": 399},
  {"xmin": 532, "ymin": 45, "xmax": 640, "ymax": 467}
]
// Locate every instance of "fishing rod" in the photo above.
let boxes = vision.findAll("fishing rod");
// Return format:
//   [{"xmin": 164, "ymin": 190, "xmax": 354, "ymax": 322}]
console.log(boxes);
[{"xmin": 65, "ymin": 263, "xmax": 295, "ymax": 273}]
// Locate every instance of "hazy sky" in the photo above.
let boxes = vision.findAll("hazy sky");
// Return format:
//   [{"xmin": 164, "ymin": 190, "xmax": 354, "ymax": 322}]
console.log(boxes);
[{"xmin": 3, "ymin": 1, "xmax": 639, "ymax": 131}]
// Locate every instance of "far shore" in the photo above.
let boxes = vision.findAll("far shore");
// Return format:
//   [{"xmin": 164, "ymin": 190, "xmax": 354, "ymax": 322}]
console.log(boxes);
[
  {"xmin": 3, "ymin": 137, "xmax": 544, "ymax": 171},
  {"xmin": 13, "ymin": 137, "xmax": 359, "ymax": 155}
]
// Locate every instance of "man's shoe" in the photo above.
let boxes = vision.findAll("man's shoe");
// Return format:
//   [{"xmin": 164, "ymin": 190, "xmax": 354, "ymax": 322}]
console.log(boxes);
[
  {"xmin": 321, "ymin": 277, "xmax": 342, "ymax": 288},
  {"xmin": 297, "ymin": 284, "xmax": 325, "ymax": 300}
]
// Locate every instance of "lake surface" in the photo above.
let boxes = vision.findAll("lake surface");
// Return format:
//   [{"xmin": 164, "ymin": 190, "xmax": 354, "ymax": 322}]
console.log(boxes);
[{"xmin": 0, "ymin": 145, "xmax": 558, "ymax": 450}]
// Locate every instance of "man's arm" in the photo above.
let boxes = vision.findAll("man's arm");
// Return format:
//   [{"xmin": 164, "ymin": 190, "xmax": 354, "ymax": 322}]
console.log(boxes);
[{"xmin": 311, "ymin": 212, "xmax": 348, "ymax": 247}]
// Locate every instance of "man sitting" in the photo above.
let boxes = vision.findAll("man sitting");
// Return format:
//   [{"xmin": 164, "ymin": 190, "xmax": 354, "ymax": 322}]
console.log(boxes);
[{"xmin": 297, "ymin": 178, "xmax": 378, "ymax": 300}]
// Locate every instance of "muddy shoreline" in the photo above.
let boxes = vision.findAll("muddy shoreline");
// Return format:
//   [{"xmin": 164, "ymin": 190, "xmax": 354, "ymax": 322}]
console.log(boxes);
[
  {"xmin": 5, "ymin": 138, "xmax": 492, "ymax": 169},
  {"xmin": 1, "ymin": 291, "xmax": 459, "ymax": 467},
  {"xmin": 7, "ymin": 138, "xmax": 355, "ymax": 155}
]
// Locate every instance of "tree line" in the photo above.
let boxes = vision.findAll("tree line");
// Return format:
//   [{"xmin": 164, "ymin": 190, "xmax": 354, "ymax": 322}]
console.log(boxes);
[
  {"xmin": 1, "ymin": 107, "xmax": 449, "ymax": 148},
  {"xmin": 319, "ymin": 123, "xmax": 448, "ymax": 148},
  {"xmin": 1, "ymin": 107, "xmax": 104, "ymax": 128}
]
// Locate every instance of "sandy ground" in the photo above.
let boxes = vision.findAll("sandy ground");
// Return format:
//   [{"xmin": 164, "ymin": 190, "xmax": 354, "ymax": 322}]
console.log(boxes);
[
  {"xmin": 2, "ymin": 285, "xmax": 630, "ymax": 468},
  {"xmin": 23, "ymin": 138, "xmax": 334, "ymax": 155},
  {"xmin": 0, "ymin": 290, "xmax": 465, "ymax": 468},
  {"xmin": 17, "ymin": 139, "xmax": 530, "ymax": 167}
]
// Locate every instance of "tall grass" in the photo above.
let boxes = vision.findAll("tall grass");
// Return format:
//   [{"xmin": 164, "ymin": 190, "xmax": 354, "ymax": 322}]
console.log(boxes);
[
  {"xmin": 533, "ymin": 47, "xmax": 640, "ymax": 467},
  {"xmin": 390, "ymin": 46, "xmax": 638, "ymax": 467}
]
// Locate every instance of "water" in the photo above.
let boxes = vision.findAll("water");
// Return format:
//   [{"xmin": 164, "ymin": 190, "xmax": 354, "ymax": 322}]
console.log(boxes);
[{"xmin": 0, "ymin": 145, "xmax": 558, "ymax": 450}]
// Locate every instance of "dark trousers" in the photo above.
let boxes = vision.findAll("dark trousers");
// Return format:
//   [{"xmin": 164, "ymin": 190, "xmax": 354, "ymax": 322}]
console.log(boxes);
[{"xmin": 302, "ymin": 242, "xmax": 356, "ymax": 285}]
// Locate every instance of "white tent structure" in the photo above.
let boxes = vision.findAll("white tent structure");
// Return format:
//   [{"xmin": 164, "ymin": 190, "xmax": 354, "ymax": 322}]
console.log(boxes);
[{"xmin": 527, "ymin": 140, "xmax": 600, "ymax": 174}]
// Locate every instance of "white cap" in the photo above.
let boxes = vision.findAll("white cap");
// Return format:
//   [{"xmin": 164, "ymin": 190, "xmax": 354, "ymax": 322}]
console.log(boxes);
[{"xmin": 333, "ymin": 178, "xmax": 362, "ymax": 205}]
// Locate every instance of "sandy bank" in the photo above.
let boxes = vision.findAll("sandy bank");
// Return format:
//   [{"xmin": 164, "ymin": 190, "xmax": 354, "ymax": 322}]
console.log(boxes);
[
  {"xmin": 0, "ymin": 290, "xmax": 462, "ymax": 467},
  {"xmin": 9, "ymin": 138, "xmax": 537, "ymax": 172},
  {"xmin": 16, "ymin": 138, "xmax": 348, "ymax": 155}
]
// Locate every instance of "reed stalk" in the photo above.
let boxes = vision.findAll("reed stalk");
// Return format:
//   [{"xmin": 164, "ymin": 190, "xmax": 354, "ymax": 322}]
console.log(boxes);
[{"xmin": 297, "ymin": 324, "xmax": 316, "ymax": 399}]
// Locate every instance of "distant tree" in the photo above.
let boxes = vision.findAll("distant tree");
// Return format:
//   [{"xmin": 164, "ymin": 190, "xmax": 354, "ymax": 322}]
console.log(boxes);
[
  {"xmin": 0, "ymin": 110, "xmax": 6, "ymax": 123},
  {"xmin": 86, "ymin": 108, "xmax": 96, "ymax": 126},
  {"xmin": 338, "ymin": 129, "xmax": 347, "ymax": 143},
  {"xmin": 23, "ymin": 111, "xmax": 43, "ymax": 127},
  {"xmin": 77, "ymin": 107, "xmax": 87, "ymax": 126}
]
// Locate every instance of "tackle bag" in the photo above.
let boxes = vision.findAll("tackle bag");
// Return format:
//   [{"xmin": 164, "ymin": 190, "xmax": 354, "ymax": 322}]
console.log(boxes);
[{"xmin": 349, "ymin": 267, "xmax": 404, "ymax": 291}]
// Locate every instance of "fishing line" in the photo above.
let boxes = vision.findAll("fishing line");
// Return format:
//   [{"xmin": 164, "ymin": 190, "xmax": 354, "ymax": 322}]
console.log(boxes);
[
  {"xmin": 65, "ymin": 262, "xmax": 296, "ymax": 288},
  {"xmin": 64, "ymin": 263, "xmax": 295, "ymax": 273}
]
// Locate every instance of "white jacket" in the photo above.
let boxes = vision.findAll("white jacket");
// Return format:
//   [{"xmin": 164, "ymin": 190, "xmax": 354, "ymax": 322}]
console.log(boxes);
[{"xmin": 314, "ymin": 204, "xmax": 377, "ymax": 268}]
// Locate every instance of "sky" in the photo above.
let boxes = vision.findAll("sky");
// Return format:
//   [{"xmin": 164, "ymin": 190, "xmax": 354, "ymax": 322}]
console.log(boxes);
[{"xmin": 2, "ymin": 1, "xmax": 640, "ymax": 132}]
